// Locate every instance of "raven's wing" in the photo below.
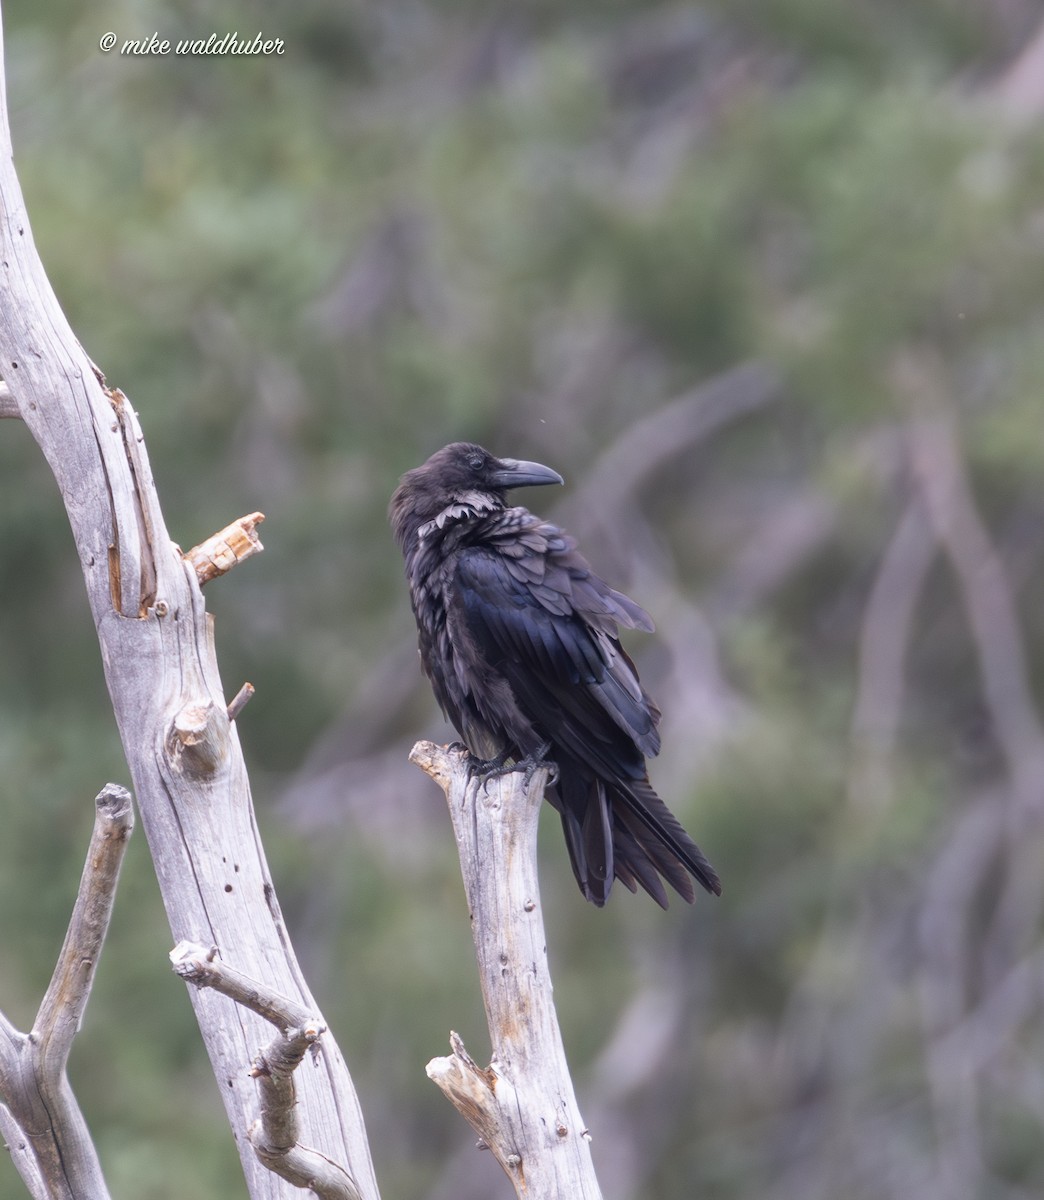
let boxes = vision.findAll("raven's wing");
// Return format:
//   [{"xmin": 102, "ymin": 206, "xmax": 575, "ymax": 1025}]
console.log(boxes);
[
  {"xmin": 454, "ymin": 516, "xmax": 719, "ymax": 904},
  {"xmin": 455, "ymin": 521, "xmax": 661, "ymax": 764}
]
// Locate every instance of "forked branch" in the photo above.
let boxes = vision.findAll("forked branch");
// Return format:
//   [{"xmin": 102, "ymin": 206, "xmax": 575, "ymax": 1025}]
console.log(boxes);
[{"xmin": 171, "ymin": 942, "xmax": 361, "ymax": 1200}]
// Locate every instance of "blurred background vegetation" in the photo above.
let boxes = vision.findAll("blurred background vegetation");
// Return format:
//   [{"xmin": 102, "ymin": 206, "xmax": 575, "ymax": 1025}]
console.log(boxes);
[{"xmin": 2, "ymin": 0, "xmax": 1044, "ymax": 1197}]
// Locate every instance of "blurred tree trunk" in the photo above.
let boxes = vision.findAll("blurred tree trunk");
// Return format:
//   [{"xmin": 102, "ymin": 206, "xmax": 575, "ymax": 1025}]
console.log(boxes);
[{"xmin": 0, "ymin": 7, "xmax": 379, "ymax": 1198}]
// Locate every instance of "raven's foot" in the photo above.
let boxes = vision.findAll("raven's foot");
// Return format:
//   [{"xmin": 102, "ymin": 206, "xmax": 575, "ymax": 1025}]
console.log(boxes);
[
  {"xmin": 466, "ymin": 742, "xmax": 559, "ymax": 790},
  {"xmin": 520, "ymin": 741, "xmax": 559, "ymax": 790},
  {"xmin": 466, "ymin": 746, "xmax": 512, "ymax": 776}
]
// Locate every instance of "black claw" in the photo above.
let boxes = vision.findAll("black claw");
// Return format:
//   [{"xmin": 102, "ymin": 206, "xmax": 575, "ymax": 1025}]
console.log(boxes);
[
  {"xmin": 467, "ymin": 746, "xmax": 511, "ymax": 776},
  {"xmin": 521, "ymin": 742, "xmax": 558, "ymax": 790},
  {"xmin": 523, "ymin": 756, "xmax": 558, "ymax": 790},
  {"xmin": 465, "ymin": 742, "xmax": 559, "ymax": 791}
]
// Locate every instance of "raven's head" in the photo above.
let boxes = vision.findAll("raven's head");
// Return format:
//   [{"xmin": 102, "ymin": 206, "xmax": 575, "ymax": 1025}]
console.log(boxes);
[{"xmin": 390, "ymin": 442, "xmax": 563, "ymax": 549}]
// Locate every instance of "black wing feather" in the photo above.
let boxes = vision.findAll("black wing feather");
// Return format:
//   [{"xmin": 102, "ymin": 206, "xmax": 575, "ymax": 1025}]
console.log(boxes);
[{"xmin": 455, "ymin": 530, "xmax": 720, "ymax": 904}]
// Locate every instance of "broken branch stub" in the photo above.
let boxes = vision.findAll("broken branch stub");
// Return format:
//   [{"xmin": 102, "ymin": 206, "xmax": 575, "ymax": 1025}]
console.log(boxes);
[{"xmin": 184, "ymin": 511, "xmax": 266, "ymax": 586}]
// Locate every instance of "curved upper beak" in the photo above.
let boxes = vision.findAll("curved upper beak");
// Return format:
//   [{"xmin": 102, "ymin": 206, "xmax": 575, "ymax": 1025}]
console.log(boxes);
[{"xmin": 489, "ymin": 457, "xmax": 564, "ymax": 490}]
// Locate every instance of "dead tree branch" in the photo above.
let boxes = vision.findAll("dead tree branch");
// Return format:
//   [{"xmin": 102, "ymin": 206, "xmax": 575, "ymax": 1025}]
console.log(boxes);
[
  {"xmin": 0, "ymin": 783, "xmax": 132, "ymax": 1200},
  {"xmin": 171, "ymin": 942, "xmax": 361, "ymax": 1200},
  {"xmin": 410, "ymin": 740, "xmax": 603, "ymax": 1200},
  {"xmin": 0, "ymin": 6, "xmax": 380, "ymax": 1195}
]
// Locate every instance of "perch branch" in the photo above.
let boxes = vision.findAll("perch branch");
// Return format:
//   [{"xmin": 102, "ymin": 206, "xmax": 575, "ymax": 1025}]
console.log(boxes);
[
  {"xmin": 409, "ymin": 740, "xmax": 603, "ymax": 1200},
  {"xmin": 184, "ymin": 512, "xmax": 266, "ymax": 585},
  {"xmin": 0, "ymin": 783, "xmax": 133, "ymax": 1200},
  {"xmin": 171, "ymin": 942, "xmax": 361, "ymax": 1200}
]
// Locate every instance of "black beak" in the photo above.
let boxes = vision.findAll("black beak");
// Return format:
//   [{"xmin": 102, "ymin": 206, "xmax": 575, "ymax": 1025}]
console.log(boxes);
[{"xmin": 488, "ymin": 457, "xmax": 564, "ymax": 490}]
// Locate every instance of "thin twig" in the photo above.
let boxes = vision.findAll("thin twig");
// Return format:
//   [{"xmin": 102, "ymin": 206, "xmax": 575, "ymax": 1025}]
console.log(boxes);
[
  {"xmin": 901, "ymin": 363, "xmax": 1044, "ymax": 990},
  {"xmin": 565, "ymin": 361, "xmax": 779, "ymax": 544},
  {"xmin": 227, "ymin": 682, "xmax": 255, "ymax": 723},
  {"xmin": 35, "ymin": 784, "xmax": 134, "ymax": 1072},
  {"xmin": 170, "ymin": 941, "xmax": 319, "ymax": 1032},
  {"xmin": 904, "ymin": 380, "xmax": 1044, "ymax": 806}
]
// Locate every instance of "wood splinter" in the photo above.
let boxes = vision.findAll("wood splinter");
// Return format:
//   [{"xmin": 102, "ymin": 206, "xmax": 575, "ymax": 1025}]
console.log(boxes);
[{"xmin": 184, "ymin": 512, "xmax": 265, "ymax": 585}]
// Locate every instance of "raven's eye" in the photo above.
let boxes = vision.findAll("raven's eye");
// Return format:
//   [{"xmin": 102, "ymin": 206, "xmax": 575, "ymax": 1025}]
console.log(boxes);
[{"xmin": 467, "ymin": 453, "xmax": 484, "ymax": 472}]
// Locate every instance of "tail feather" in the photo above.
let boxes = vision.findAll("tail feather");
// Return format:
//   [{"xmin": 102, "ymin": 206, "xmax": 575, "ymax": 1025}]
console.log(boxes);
[
  {"xmin": 552, "ymin": 776, "xmax": 613, "ymax": 906},
  {"xmin": 547, "ymin": 770, "xmax": 720, "ymax": 906},
  {"xmin": 615, "ymin": 778, "xmax": 721, "ymax": 898},
  {"xmin": 609, "ymin": 811, "xmax": 674, "ymax": 908}
]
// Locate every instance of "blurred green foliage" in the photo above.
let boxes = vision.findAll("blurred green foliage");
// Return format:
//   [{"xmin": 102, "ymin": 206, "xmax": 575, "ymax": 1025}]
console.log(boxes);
[{"xmin": 3, "ymin": 1, "xmax": 1044, "ymax": 1198}]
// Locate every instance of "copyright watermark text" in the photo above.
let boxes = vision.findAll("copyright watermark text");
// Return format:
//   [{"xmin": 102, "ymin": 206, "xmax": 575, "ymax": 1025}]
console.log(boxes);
[{"xmin": 99, "ymin": 31, "xmax": 285, "ymax": 56}]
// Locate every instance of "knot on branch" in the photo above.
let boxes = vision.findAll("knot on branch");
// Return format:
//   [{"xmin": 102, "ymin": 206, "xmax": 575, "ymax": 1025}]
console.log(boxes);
[{"xmin": 168, "ymin": 700, "xmax": 227, "ymax": 777}]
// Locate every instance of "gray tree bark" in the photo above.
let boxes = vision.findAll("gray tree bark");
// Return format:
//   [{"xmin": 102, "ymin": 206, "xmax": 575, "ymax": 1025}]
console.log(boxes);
[{"xmin": 0, "ymin": 6, "xmax": 379, "ymax": 1196}]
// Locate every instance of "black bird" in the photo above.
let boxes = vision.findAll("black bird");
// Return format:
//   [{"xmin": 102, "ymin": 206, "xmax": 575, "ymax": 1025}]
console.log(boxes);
[{"xmin": 390, "ymin": 441, "xmax": 720, "ymax": 908}]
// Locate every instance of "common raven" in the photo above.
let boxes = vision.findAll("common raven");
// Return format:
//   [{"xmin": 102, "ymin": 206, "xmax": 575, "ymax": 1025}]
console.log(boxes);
[{"xmin": 390, "ymin": 441, "xmax": 720, "ymax": 907}]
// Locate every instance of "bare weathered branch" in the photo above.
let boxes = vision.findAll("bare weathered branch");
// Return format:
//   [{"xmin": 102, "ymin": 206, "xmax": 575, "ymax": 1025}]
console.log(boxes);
[
  {"xmin": 171, "ymin": 941, "xmax": 319, "ymax": 1032},
  {"xmin": 171, "ymin": 942, "xmax": 361, "ymax": 1200},
  {"xmin": 0, "ymin": 9, "xmax": 380, "ymax": 1194},
  {"xmin": 565, "ymin": 362, "xmax": 778, "ymax": 545},
  {"xmin": 249, "ymin": 1052, "xmax": 362, "ymax": 1200},
  {"xmin": 36, "ymin": 784, "xmax": 133, "ymax": 1073},
  {"xmin": 0, "ymin": 783, "xmax": 132, "ymax": 1200},
  {"xmin": 184, "ymin": 511, "xmax": 266, "ymax": 585},
  {"xmin": 410, "ymin": 740, "xmax": 603, "ymax": 1200}
]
